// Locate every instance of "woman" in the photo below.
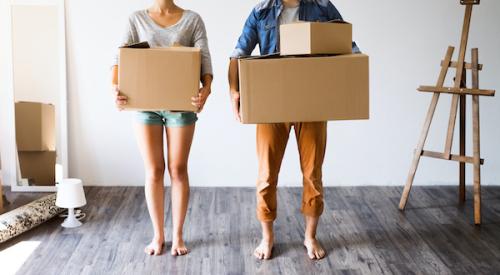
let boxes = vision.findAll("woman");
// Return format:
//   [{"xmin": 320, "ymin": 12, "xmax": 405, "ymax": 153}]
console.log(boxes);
[{"xmin": 110, "ymin": 0, "xmax": 213, "ymax": 256}]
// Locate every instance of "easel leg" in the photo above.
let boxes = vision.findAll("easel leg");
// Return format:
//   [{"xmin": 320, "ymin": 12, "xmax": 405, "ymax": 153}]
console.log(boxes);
[
  {"xmin": 472, "ymin": 95, "xmax": 481, "ymax": 225},
  {"xmin": 459, "ymin": 88, "xmax": 466, "ymax": 203},
  {"xmin": 444, "ymin": 95, "xmax": 459, "ymax": 158},
  {"xmin": 471, "ymin": 48, "xmax": 481, "ymax": 225},
  {"xmin": 399, "ymin": 93, "xmax": 440, "ymax": 210}
]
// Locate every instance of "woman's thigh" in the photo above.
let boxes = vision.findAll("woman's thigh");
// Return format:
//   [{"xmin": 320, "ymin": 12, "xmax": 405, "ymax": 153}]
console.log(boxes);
[
  {"xmin": 165, "ymin": 124, "xmax": 195, "ymax": 169},
  {"xmin": 134, "ymin": 123, "xmax": 165, "ymax": 170}
]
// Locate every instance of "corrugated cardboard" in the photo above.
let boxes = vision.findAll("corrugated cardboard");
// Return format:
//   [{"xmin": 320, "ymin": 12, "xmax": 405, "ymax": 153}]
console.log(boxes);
[
  {"xmin": 119, "ymin": 46, "xmax": 201, "ymax": 111},
  {"xmin": 238, "ymin": 54, "xmax": 369, "ymax": 124},
  {"xmin": 15, "ymin": 102, "xmax": 56, "ymax": 151},
  {"xmin": 18, "ymin": 151, "xmax": 56, "ymax": 186},
  {"xmin": 280, "ymin": 21, "xmax": 352, "ymax": 56}
]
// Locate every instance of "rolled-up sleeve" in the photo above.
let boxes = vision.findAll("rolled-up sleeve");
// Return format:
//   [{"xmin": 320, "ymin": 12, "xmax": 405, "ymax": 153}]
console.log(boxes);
[
  {"xmin": 193, "ymin": 15, "xmax": 213, "ymax": 76},
  {"xmin": 230, "ymin": 9, "xmax": 259, "ymax": 58}
]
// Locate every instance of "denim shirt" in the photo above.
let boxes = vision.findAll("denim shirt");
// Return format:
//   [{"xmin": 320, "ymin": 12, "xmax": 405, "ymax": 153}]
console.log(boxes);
[{"xmin": 231, "ymin": 0, "xmax": 360, "ymax": 58}]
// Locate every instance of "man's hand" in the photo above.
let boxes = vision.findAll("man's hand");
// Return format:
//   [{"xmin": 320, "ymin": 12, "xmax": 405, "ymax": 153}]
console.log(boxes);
[
  {"xmin": 192, "ymin": 85, "xmax": 211, "ymax": 112},
  {"xmin": 230, "ymin": 90, "xmax": 241, "ymax": 122},
  {"xmin": 113, "ymin": 84, "xmax": 128, "ymax": 111}
]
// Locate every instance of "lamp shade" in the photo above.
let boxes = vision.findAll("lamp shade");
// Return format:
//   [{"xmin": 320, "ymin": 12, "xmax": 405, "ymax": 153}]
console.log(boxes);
[{"xmin": 56, "ymin": 179, "xmax": 86, "ymax": 208}]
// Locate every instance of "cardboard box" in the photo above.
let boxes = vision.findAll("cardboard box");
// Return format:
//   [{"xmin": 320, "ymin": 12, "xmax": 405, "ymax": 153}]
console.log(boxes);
[
  {"xmin": 280, "ymin": 21, "xmax": 352, "ymax": 56},
  {"xmin": 238, "ymin": 54, "xmax": 369, "ymax": 124},
  {"xmin": 15, "ymin": 102, "xmax": 56, "ymax": 151},
  {"xmin": 119, "ymin": 45, "xmax": 201, "ymax": 111},
  {"xmin": 18, "ymin": 151, "xmax": 56, "ymax": 186}
]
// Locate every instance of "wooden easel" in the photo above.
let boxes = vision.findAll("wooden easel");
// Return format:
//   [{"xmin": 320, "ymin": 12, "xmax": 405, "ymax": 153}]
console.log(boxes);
[{"xmin": 398, "ymin": 0, "xmax": 495, "ymax": 225}]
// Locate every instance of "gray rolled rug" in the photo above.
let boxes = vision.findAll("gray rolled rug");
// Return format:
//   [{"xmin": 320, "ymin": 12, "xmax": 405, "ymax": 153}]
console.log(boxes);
[{"xmin": 0, "ymin": 194, "xmax": 63, "ymax": 243}]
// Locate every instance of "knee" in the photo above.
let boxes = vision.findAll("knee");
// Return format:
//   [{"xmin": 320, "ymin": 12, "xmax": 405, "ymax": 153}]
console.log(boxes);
[
  {"xmin": 146, "ymin": 165, "xmax": 165, "ymax": 183},
  {"xmin": 168, "ymin": 163, "xmax": 188, "ymax": 182}
]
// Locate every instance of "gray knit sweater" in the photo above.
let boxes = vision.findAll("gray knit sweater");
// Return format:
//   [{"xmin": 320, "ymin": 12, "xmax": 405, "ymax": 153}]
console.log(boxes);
[{"xmin": 114, "ymin": 9, "xmax": 213, "ymax": 76}]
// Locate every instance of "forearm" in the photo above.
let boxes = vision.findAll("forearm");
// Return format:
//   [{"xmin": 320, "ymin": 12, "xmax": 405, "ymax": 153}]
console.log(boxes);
[
  {"xmin": 201, "ymin": 74, "xmax": 213, "ymax": 88},
  {"xmin": 228, "ymin": 58, "xmax": 239, "ymax": 93},
  {"xmin": 111, "ymin": 65, "xmax": 119, "ymax": 86}
]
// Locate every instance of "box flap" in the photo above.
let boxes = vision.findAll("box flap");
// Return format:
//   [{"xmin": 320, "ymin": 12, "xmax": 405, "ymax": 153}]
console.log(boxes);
[
  {"xmin": 286, "ymin": 19, "xmax": 351, "ymax": 25},
  {"xmin": 121, "ymin": 41, "xmax": 150, "ymax": 49},
  {"xmin": 238, "ymin": 53, "xmax": 281, "ymax": 60},
  {"xmin": 240, "ymin": 53, "xmax": 366, "ymax": 60},
  {"xmin": 326, "ymin": 19, "xmax": 351, "ymax": 24}
]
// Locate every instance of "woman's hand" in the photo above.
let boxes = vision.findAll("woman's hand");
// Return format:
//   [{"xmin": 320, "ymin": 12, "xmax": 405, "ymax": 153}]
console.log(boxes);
[
  {"xmin": 191, "ymin": 85, "xmax": 211, "ymax": 112},
  {"xmin": 112, "ymin": 84, "xmax": 128, "ymax": 111},
  {"xmin": 230, "ymin": 91, "xmax": 241, "ymax": 122}
]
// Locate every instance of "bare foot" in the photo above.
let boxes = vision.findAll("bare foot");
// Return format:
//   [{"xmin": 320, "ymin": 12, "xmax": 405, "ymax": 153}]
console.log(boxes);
[
  {"xmin": 171, "ymin": 237, "xmax": 189, "ymax": 256},
  {"xmin": 144, "ymin": 239, "xmax": 164, "ymax": 256},
  {"xmin": 304, "ymin": 238, "xmax": 326, "ymax": 260},
  {"xmin": 254, "ymin": 240, "xmax": 273, "ymax": 260}
]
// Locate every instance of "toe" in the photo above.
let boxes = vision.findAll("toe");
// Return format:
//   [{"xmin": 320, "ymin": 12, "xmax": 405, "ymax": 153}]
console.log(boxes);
[
  {"xmin": 155, "ymin": 247, "xmax": 162, "ymax": 256},
  {"xmin": 319, "ymin": 249, "xmax": 326, "ymax": 259},
  {"xmin": 307, "ymin": 249, "xmax": 316, "ymax": 259}
]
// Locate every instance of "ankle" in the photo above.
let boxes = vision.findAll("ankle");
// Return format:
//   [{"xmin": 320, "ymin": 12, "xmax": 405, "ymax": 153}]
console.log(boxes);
[
  {"xmin": 262, "ymin": 232, "xmax": 274, "ymax": 243},
  {"xmin": 304, "ymin": 235, "xmax": 316, "ymax": 242},
  {"xmin": 153, "ymin": 235, "xmax": 165, "ymax": 243},
  {"xmin": 261, "ymin": 221, "xmax": 274, "ymax": 243},
  {"xmin": 172, "ymin": 232, "xmax": 184, "ymax": 242}
]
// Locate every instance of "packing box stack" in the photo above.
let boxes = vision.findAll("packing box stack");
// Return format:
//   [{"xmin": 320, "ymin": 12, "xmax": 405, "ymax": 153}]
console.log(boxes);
[
  {"xmin": 119, "ymin": 42, "xmax": 201, "ymax": 112},
  {"xmin": 238, "ymin": 21, "xmax": 369, "ymax": 124},
  {"xmin": 15, "ymin": 102, "xmax": 57, "ymax": 186}
]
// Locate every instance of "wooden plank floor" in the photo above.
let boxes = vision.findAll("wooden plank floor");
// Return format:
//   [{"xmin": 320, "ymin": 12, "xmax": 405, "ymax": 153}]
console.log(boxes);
[{"xmin": 1, "ymin": 186, "xmax": 500, "ymax": 275}]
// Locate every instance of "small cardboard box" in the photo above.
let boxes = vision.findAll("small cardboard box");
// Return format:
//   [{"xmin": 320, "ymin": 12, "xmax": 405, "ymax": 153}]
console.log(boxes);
[
  {"xmin": 280, "ymin": 21, "xmax": 352, "ymax": 56},
  {"xmin": 15, "ymin": 102, "xmax": 56, "ymax": 151},
  {"xmin": 119, "ymin": 44, "xmax": 201, "ymax": 111},
  {"xmin": 18, "ymin": 151, "xmax": 56, "ymax": 186},
  {"xmin": 238, "ymin": 54, "xmax": 369, "ymax": 124}
]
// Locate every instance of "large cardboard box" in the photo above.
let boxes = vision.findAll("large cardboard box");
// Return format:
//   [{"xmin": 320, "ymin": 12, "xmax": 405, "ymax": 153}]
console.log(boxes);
[
  {"xmin": 280, "ymin": 21, "xmax": 352, "ymax": 56},
  {"xmin": 15, "ymin": 102, "xmax": 56, "ymax": 151},
  {"xmin": 238, "ymin": 54, "xmax": 369, "ymax": 124},
  {"xmin": 18, "ymin": 151, "xmax": 56, "ymax": 186},
  {"xmin": 119, "ymin": 46, "xmax": 201, "ymax": 111}
]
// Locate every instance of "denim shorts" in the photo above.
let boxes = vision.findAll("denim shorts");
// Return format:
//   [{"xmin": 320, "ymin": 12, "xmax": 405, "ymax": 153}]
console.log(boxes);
[{"xmin": 136, "ymin": 111, "xmax": 198, "ymax": 127}]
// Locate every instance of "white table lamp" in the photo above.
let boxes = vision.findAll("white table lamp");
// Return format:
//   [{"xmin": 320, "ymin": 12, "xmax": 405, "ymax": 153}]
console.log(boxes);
[{"xmin": 56, "ymin": 178, "xmax": 86, "ymax": 228}]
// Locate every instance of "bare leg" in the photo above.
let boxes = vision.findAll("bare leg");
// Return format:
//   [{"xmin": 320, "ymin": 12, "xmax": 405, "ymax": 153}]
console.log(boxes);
[
  {"xmin": 134, "ymin": 123, "xmax": 166, "ymax": 256},
  {"xmin": 254, "ymin": 221, "xmax": 274, "ymax": 260},
  {"xmin": 304, "ymin": 215, "xmax": 326, "ymax": 260},
  {"xmin": 166, "ymin": 124, "xmax": 195, "ymax": 256}
]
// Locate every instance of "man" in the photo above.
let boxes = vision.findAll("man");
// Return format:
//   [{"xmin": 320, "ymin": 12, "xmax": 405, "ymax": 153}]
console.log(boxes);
[{"xmin": 228, "ymin": 0, "xmax": 359, "ymax": 260}]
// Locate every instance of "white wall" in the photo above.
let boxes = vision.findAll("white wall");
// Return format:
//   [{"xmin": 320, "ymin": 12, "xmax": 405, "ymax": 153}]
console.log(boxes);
[{"xmin": 64, "ymin": 0, "xmax": 500, "ymax": 187}]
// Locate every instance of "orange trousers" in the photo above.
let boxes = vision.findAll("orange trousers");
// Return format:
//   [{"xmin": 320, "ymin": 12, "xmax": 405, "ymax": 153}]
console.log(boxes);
[{"xmin": 256, "ymin": 122, "xmax": 327, "ymax": 222}]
